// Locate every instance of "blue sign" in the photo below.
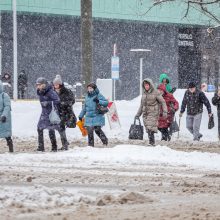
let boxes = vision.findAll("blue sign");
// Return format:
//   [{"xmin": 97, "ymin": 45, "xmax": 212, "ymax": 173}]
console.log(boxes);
[{"xmin": 111, "ymin": 56, "xmax": 119, "ymax": 80}]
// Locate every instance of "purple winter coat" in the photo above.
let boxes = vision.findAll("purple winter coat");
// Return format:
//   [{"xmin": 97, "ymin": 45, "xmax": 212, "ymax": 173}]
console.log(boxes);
[{"xmin": 37, "ymin": 84, "xmax": 60, "ymax": 130}]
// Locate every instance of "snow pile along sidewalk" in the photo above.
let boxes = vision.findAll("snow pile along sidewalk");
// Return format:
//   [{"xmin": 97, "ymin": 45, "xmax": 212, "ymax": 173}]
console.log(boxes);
[{"xmin": 0, "ymin": 145, "xmax": 220, "ymax": 171}]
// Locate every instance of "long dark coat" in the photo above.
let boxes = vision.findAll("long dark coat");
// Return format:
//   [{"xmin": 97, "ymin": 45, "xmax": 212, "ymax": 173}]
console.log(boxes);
[
  {"xmin": 37, "ymin": 84, "xmax": 60, "ymax": 130},
  {"xmin": 56, "ymin": 84, "xmax": 76, "ymax": 127}
]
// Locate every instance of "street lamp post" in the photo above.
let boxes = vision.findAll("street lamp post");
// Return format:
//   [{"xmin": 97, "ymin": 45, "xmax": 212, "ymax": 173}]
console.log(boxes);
[
  {"xmin": 130, "ymin": 49, "xmax": 151, "ymax": 96},
  {"xmin": 13, "ymin": 0, "xmax": 18, "ymax": 100}
]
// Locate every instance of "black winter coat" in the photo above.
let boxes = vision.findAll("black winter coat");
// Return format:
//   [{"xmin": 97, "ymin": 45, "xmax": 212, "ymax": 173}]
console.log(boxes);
[
  {"xmin": 18, "ymin": 72, "xmax": 28, "ymax": 89},
  {"xmin": 56, "ymin": 85, "xmax": 76, "ymax": 127},
  {"xmin": 180, "ymin": 89, "xmax": 211, "ymax": 115},
  {"xmin": 212, "ymin": 93, "xmax": 220, "ymax": 114}
]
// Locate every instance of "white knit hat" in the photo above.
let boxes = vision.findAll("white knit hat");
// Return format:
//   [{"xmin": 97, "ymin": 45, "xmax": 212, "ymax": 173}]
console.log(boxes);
[{"xmin": 53, "ymin": 74, "xmax": 62, "ymax": 85}]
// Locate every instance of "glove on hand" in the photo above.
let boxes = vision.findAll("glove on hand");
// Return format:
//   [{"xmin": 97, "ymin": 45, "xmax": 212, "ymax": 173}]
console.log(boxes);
[
  {"xmin": 1, "ymin": 116, "xmax": 6, "ymax": 123},
  {"xmin": 93, "ymin": 97, "xmax": 99, "ymax": 103}
]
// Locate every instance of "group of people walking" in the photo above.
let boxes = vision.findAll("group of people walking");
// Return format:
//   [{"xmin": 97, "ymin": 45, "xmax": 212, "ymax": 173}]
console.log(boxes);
[
  {"xmin": 0, "ymin": 72, "xmax": 220, "ymax": 152},
  {"xmin": 136, "ymin": 73, "xmax": 216, "ymax": 146}
]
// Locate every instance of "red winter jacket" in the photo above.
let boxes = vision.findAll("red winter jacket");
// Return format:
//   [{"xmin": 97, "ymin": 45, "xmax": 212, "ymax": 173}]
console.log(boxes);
[{"xmin": 158, "ymin": 84, "xmax": 179, "ymax": 128}]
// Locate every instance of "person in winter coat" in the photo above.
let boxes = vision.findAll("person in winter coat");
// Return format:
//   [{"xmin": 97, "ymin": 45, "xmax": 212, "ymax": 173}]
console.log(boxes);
[
  {"xmin": 0, "ymin": 80, "xmax": 13, "ymax": 152},
  {"xmin": 180, "ymin": 82, "xmax": 212, "ymax": 141},
  {"xmin": 36, "ymin": 77, "xmax": 60, "ymax": 152},
  {"xmin": 211, "ymin": 84, "xmax": 220, "ymax": 140},
  {"xmin": 159, "ymin": 73, "xmax": 176, "ymax": 94},
  {"xmin": 79, "ymin": 83, "xmax": 108, "ymax": 147},
  {"xmin": 157, "ymin": 84, "xmax": 179, "ymax": 141},
  {"xmin": 135, "ymin": 78, "xmax": 167, "ymax": 146},
  {"xmin": 1, "ymin": 72, "xmax": 12, "ymax": 98},
  {"xmin": 18, "ymin": 70, "xmax": 28, "ymax": 99},
  {"xmin": 53, "ymin": 75, "xmax": 76, "ymax": 150}
]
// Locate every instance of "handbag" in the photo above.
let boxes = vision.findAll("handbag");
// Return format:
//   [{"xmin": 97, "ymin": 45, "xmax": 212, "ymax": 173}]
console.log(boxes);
[
  {"xmin": 208, "ymin": 114, "xmax": 214, "ymax": 129},
  {"xmin": 66, "ymin": 113, "xmax": 77, "ymax": 128},
  {"xmin": 49, "ymin": 102, "xmax": 61, "ymax": 125},
  {"xmin": 128, "ymin": 118, "xmax": 144, "ymax": 140},
  {"xmin": 96, "ymin": 103, "xmax": 109, "ymax": 114},
  {"xmin": 169, "ymin": 116, "xmax": 179, "ymax": 135}
]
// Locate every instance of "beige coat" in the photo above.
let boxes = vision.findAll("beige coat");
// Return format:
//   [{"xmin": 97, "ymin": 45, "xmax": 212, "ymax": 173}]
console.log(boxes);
[{"xmin": 136, "ymin": 78, "xmax": 167, "ymax": 132}]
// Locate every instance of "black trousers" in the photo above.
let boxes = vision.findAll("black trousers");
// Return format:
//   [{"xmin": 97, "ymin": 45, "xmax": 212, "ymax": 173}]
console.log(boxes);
[
  {"xmin": 86, "ymin": 126, "xmax": 108, "ymax": 147},
  {"xmin": 158, "ymin": 128, "xmax": 170, "ymax": 141},
  {"xmin": 37, "ymin": 128, "xmax": 57, "ymax": 150},
  {"xmin": 18, "ymin": 88, "xmax": 26, "ymax": 99},
  {"xmin": 5, "ymin": 137, "xmax": 13, "ymax": 152}
]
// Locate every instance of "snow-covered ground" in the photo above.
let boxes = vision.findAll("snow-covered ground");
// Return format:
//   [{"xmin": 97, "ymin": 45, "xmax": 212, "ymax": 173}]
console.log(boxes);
[{"xmin": 1, "ymin": 89, "xmax": 220, "ymax": 220}]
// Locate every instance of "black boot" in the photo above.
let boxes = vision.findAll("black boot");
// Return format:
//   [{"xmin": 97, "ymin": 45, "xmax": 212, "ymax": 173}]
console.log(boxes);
[
  {"xmin": 37, "ymin": 129, "xmax": 45, "ymax": 152},
  {"xmin": 49, "ymin": 130, "xmax": 57, "ymax": 152},
  {"xmin": 87, "ymin": 127, "xmax": 94, "ymax": 147},
  {"xmin": 148, "ymin": 130, "xmax": 155, "ymax": 146},
  {"xmin": 6, "ymin": 137, "xmax": 14, "ymax": 153},
  {"xmin": 160, "ymin": 128, "xmax": 167, "ymax": 141},
  {"xmin": 94, "ymin": 126, "xmax": 108, "ymax": 146}
]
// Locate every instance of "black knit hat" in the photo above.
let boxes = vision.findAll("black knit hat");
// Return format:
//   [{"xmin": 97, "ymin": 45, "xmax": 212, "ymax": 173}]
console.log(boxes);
[
  {"xmin": 188, "ymin": 82, "xmax": 196, "ymax": 88},
  {"xmin": 87, "ymin": 82, "xmax": 97, "ymax": 90}
]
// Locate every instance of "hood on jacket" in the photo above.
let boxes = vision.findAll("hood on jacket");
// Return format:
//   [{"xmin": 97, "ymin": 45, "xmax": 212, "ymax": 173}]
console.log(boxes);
[
  {"xmin": 142, "ymin": 78, "xmax": 155, "ymax": 93},
  {"xmin": 159, "ymin": 73, "xmax": 170, "ymax": 84},
  {"xmin": 0, "ymin": 81, "xmax": 4, "ymax": 94}
]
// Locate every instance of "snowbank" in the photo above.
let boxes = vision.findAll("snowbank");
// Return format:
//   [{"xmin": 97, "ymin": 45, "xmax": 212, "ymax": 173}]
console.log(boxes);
[{"xmin": 0, "ymin": 145, "xmax": 220, "ymax": 171}]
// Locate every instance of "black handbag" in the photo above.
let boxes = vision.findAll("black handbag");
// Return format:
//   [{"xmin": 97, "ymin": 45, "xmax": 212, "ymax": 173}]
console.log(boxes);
[
  {"xmin": 169, "ymin": 116, "xmax": 179, "ymax": 135},
  {"xmin": 96, "ymin": 103, "xmax": 109, "ymax": 114},
  {"xmin": 66, "ymin": 113, "xmax": 77, "ymax": 128},
  {"xmin": 129, "ymin": 118, "xmax": 144, "ymax": 140},
  {"xmin": 208, "ymin": 114, "xmax": 214, "ymax": 129}
]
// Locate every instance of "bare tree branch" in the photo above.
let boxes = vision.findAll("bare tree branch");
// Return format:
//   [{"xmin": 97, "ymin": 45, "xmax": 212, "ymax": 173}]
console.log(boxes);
[
  {"xmin": 136, "ymin": 0, "xmax": 220, "ymax": 24},
  {"xmin": 188, "ymin": 0, "xmax": 220, "ymax": 5}
]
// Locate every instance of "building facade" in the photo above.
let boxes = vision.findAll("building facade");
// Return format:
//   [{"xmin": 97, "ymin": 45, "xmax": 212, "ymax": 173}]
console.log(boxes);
[{"xmin": 0, "ymin": 0, "xmax": 219, "ymax": 99}]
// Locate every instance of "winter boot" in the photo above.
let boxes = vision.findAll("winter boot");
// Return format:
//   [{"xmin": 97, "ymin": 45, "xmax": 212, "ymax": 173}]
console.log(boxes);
[
  {"xmin": 148, "ymin": 130, "xmax": 155, "ymax": 146},
  {"xmin": 94, "ymin": 126, "xmax": 108, "ymax": 146},
  {"xmin": 6, "ymin": 137, "xmax": 14, "ymax": 153},
  {"xmin": 87, "ymin": 127, "xmax": 95, "ymax": 147},
  {"xmin": 49, "ymin": 130, "xmax": 57, "ymax": 152},
  {"xmin": 160, "ymin": 128, "xmax": 167, "ymax": 141},
  {"xmin": 37, "ymin": 129, "xmax": 45, "ymax": 152}
]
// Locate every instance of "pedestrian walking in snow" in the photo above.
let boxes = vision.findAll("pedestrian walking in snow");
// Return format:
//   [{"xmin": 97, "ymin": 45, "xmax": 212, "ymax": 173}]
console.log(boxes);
[
  {"xmin": 0, "ymin": 80, "xmax": 13, "ymax": 152},
  {"xmin": 1, "ymin": 72, "xmax": 12, "ymax": 98},
  {"xmin": 179, "ymin": 82, "xmax": 212, "ymax": 141},
  {"xmin": 53, "ymin": 75, "xmax": 76, "ymax": 150},
  {"xmin": 159, "ymin": 72, "xmax": 176, "ymax": 94},
  {"xmin": 36, "ymin": 77, "xmax": 60, "ymax": 152},
  {"xmin": 211, "ymin": 84, "xmax": 220, "ymax": 140},
  {"xmin": 157, "ymin": 84, "xmax": 179, "ymax": 141},
  {"xmin": 135, "ymin": 78, "xmax": 167, "ymax": 146},
  {"xmin": 79, "ymin": 83, "xmax": 108, "ymax": 147},
  {"xmin": 18, "ymin": 70, "xmax": 28, "ymax": 99}
]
